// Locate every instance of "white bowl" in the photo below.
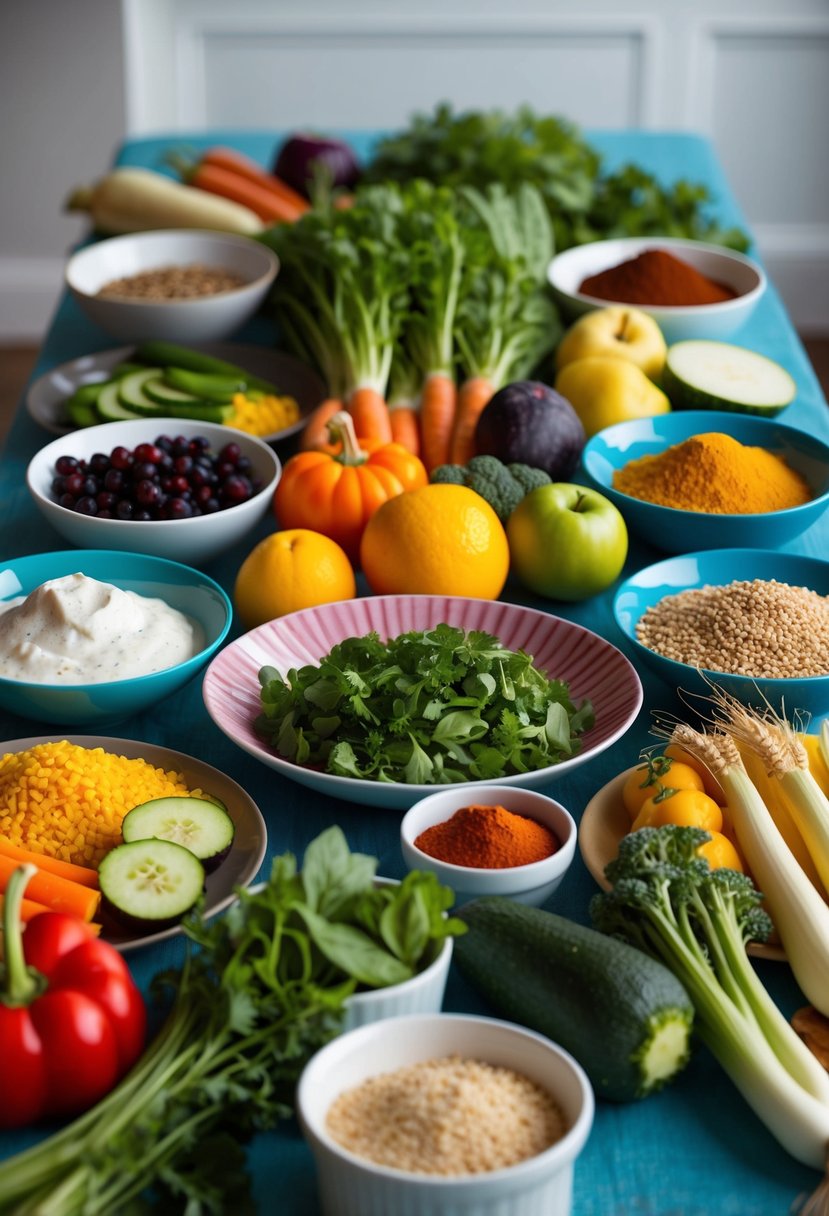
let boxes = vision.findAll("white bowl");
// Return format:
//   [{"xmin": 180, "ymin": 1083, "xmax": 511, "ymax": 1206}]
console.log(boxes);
[
  {"xmin": 400, "ymin": 786, "xmax": 577, "ymax": 907},
  {"xmin": 547, "ymin": 237, "xmax": 765, "ymax": 343},
  {"xmin": 26, "ymin": 418, "xmax": 280, "ymax": 566},
  {"xmin": 66, "ymin": 229, "xmax": 279, "ymax": 343},
  {"xmin": 203, "ymin": 595, "xmax": 644, "ymax": 810},
  {"xmin": 297, "ymin": 1013, "xmax": 594, "ymax": 1216}
]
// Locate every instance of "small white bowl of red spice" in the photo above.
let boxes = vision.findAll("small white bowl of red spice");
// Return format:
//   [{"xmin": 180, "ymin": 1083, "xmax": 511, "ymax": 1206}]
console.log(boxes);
[
  {"xmin": 547, "ymin": 236, "xmax": 766, "ymax": 343},
  {"xmin": 400, "ymin": 785, "xmax": 577, "ymax": 907}
]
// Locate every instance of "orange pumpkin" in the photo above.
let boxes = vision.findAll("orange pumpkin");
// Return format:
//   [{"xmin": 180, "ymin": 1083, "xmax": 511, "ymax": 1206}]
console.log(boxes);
[{"xmin": 273, "ymin": 411, "xmax": 428, "ymax": 561}]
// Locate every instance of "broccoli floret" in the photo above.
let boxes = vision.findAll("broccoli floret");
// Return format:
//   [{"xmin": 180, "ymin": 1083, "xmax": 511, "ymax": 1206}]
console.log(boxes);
[
  {"xmin": 429, "ymin": 455, "xmax": 551, "ymax": 521},
  {"xmin": 507, "ymin": 462, "xmax": 552, "ymax": 497},
  {"xmin": 430, "ymin": 464, "xmax": 466, "ymax": 486}
]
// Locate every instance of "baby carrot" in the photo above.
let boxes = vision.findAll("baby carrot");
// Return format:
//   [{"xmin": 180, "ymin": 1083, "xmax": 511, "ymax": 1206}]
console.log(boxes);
[
  {"xmin": 201, "ymin": 146, "xmax": 310, "ymax": 213},
  {"xmin": 299, "ymin": 398, "xmax": 344, "ymax": 451},
  {"xmin": 0, "ymin": 857, "xmax": 101, "ymax": 922},
  {"xmin": 0, "ymin": 839, "xmax": 100, "ymax": 889},
  {"xmin": 0, "ymin": 892, "xmax": 51, "ymax": 924},
  {"xmin": 419, "ymin": 372, "xmax": 457, "ymax": 473},
  {"xmin": 448, "ymin": 375, "xmax": 494, "ymax": 466},
  {"xmin": 347, "ymin": 386, "xmax": 393, "ymax": 445},
  {"xmin": 191, "ymin": 162, "xmax": 307, "ymax": 224},
  {"xmin": 389, "ymin": 405, "xmax": 421, "ymax": 457}
]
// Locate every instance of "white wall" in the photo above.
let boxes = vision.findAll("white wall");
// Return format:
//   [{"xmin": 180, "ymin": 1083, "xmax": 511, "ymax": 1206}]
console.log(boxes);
[{"xmin": 1, "ymin": 0, "xmax": 828, "ymax": 341}]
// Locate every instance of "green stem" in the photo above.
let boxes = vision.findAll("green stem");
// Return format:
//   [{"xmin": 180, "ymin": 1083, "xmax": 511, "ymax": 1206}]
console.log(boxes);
[{"xmin": 2, "ymin": 865, "xmax": 39, "ymax": 1006}]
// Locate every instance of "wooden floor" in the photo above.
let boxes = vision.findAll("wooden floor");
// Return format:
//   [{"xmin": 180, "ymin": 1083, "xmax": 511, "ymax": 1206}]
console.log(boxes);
[{"xmin": 1, "ymin": 340, "xmax": 828, "ymax": 450}]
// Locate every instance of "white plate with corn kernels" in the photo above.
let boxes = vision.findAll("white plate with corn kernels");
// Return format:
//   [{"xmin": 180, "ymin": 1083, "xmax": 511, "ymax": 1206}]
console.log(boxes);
[
  {"xmin": 1, "ymin": 735, "xmax": 268, "ymax": 953},
  {"xmin": 25, "ymin": 342, "xmax": 326, "ymax": 445}
]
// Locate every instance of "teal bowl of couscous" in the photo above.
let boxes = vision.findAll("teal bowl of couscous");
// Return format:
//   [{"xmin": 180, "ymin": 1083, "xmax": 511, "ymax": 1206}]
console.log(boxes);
[
  {"xmin": 0, "ymin": 549, "xmax": 231, "ymax": 727},
  {"xmin": 613, "ymin": 548, "xmax": 829, "ymax": 722}
]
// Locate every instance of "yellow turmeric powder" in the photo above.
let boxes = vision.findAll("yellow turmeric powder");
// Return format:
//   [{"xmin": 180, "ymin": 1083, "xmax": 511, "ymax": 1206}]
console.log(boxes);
[{"xmin": 613, "ymin": 431, "xmax": 812, "ymax": 514}]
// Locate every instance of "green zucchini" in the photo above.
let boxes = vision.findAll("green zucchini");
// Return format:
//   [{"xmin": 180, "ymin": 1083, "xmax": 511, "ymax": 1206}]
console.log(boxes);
[
  {"xmin": 664, "ymin": 340, "xmax": 796, "ymax": 416},
  {"xmin": 454, "ymin": 897, "xmax": 694, "ymax": 1102}
]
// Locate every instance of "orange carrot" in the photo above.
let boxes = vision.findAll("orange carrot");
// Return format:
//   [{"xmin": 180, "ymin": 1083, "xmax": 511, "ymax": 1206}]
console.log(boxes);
[
  {"xmin": 191, "ymin": 162, "xmax": 307, "ymax": 224},
  {"xmin": 389, "ymin": 405, "xmax": 421, "ymax": 457},
  {"xmin": 0, "ymin": 892, "xmax": 52, "ymax": 924},
  {"xmin": 0, "ymin": 839, "xmax": 99, "ymax": 889},
  {"xmin": 0, "ymin": 857, "xmax": 101, "ymax": 922},
  {"xmin": 447, "ymin": 376, "xmax": 495, "ymax": 466},
  {"xmin": 201, "ymin": 146, "xmax": 310, "ymax": 214},
  {"xmin": 419, "ymin": 372, "xmax": 457, "ymax": 473},
  {"xmin": 299, "ymin": 398, "xmax": 344, "ymax": 451},
  {"xmin": 347, "ymin": 386, "xmax": 393, "ymax": 445}
]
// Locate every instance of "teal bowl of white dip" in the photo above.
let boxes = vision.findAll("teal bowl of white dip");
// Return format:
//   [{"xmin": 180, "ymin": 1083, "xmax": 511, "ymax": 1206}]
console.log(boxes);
[{"xmin": 0, "ymin": 550, "xmax": 232, "ymax": 726}]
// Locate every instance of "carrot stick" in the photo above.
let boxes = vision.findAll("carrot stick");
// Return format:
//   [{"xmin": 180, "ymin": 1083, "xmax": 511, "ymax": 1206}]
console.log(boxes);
[
  {"xmin": 347, "ymin": 386, "xmax": 393, "ymax": 445},
  {"xmin": 0, "ymin": 839, "xmax": 99, "ymax": 889},
  {"xmin": 419, "ymin": 372, "xmax": 457, "ymax": 473},
  {"xmin": 0, "ymin": 857, "xmax": 101, "ymax": 922},
  {"xmin": 190, "ymin": 163, "xmax": 307, "ymax": 224},
  {"xmin": 0, "ymin": 892, "xmax": 52, "ymax": 924},
  {"xmin": 447, "ymin": 375, "xmax": 494, "ymax": 466},
  {"xmin": 299, "ymin": 398, "xmax": 344, "ymax": 451},
  {"xmin": 389, "ymin": 405, "xmax": 421, "ymax": 457},
  {"xmin": 201, "ymin": 147, "xmax": 310, "ymax": 213}
]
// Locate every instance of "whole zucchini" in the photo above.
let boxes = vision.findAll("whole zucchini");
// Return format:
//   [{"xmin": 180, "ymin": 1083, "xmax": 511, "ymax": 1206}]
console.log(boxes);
[{"xmin": 454, "ymin": 897, "xmax": 693, "ymax": 1102}]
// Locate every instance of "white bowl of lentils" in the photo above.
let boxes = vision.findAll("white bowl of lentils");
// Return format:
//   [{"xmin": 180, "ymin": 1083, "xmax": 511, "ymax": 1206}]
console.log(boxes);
[
  {"xmin": 66, "ymin": 230, "xmax": 279, "ymax": 343},
  {"xmin": 614, "ymin": 548, "xmax": 829, "ymax": 719},
  {"xmin": 297, "ymin": 1012, "xmax": 594, "ymax": 1216}
]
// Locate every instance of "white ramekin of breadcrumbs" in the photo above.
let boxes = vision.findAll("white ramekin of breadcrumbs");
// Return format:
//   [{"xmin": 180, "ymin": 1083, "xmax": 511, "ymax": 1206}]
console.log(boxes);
[{"xmin": 296, "ymin": 1013, "xmax": 594, "ymax": 1216}]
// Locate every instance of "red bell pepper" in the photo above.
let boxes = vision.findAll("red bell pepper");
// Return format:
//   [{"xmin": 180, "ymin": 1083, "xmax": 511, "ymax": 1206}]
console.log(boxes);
[{"xmin": 0, "ymin": 863, "xmax": 146, "ymax": 1128}]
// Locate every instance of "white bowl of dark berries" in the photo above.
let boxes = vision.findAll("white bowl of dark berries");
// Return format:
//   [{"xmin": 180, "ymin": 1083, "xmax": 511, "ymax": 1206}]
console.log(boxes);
[{"xmin": 26, "ymin": 419, "xmax": 281, "ymax": 565}]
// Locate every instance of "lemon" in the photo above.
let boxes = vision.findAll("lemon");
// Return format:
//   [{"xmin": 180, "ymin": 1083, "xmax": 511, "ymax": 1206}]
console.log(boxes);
[{"xmin": 233, "ymin": 529, "xmax": 356, "ymax": 629}]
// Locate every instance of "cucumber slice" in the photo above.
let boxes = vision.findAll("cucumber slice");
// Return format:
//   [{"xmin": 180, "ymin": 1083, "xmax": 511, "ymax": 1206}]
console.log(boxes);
[
  {"xmin": 664, "ymin": 340, "xmax": 797, "ymax": 416},
  {"xmin": 122, "ymin": 796, "xmax": 235, "ymax": 871},
  {"xmin": 117, "ymin": 368, "xmax": 166, "ymax": 413},
  {"xmin": 99, "ymin": 839, "xmax": 205, "ymax": 927},
  {"xmin": 142, "ymin": 377, "xmax": 205, "ymax": 407},
  {"xmin": 95, "ymin": 379, "xmax": 145, "ymax": 422}
]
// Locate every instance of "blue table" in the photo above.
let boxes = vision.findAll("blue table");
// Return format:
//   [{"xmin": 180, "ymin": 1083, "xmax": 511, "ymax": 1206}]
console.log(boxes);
[{"xmin": 1, "ymin": 129, "xmax": 827, "ymax": 1216}]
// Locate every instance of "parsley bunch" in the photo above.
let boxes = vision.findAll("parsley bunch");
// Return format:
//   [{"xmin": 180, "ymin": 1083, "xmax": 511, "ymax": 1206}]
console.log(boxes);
[
  {"xmin": 365, "ymin": 103, "xmax": 749, "ymax": 253},
  {"xmin": 256, "ymin": 625, "xmax": 594, "ymax": 784},
  {"xmin": 0, "ymin": 828, "xmax": 463, "ymax": 1215}
]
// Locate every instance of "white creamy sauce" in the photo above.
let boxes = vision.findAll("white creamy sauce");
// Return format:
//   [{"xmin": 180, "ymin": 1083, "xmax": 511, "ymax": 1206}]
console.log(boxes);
[{"xmin": 0, "ymin": 572, "xmax": 204, "ymax": 683}]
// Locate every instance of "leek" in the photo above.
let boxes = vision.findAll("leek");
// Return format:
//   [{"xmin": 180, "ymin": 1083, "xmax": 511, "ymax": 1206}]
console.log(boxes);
[{"xmin": 591, "ymin": 819, "xmax": 829, "ymax": 1185}]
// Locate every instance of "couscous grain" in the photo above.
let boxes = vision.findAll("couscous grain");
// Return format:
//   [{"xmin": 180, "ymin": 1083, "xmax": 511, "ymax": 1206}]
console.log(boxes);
[
  {"xmin": 0, "ymin": 740, "xmax": 207, "ymax": 867},
  {"xmin": 635, "ymin": 578, "xmax": 829, "ymax": 678},
  {"xmin": 325, "ymin": 1055, "xmax": 566, "ymax": 1176}
]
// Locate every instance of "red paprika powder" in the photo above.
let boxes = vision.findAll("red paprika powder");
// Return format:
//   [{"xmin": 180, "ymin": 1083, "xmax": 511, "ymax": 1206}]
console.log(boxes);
[
  {"xmin": 579, "ymin": 249, "xmax": 737, "ymax": 307},
  {"xmin": 414, "ymin": 803, "xmax": 559, "ymax": 869}
]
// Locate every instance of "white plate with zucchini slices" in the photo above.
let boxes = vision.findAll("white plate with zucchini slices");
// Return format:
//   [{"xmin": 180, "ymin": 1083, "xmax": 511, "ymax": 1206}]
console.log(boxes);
[
  {"xmin": 26, "ymin": 342, "xmax": 326, "ymax": 445},
  {"xmin": 579, "ymin": 767, "xmax": 785, "ymax": 962},
  {"xmin": 1, "ymin": 735, "xmax": 268, "ymax": 953}
]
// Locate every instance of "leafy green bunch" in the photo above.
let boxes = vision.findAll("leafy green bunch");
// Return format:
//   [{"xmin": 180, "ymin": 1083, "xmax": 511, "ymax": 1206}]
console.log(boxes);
[
  {"xmin": 365, "ymin": 103, "xmax": 749, "ymax": 253},
  {"xmin": 256, "ymin": 624, "xmax": 594, "ymax": 784},
  {"xmin": 0, "ymin": 828, "xmax": 463, "ymax": 1216}
]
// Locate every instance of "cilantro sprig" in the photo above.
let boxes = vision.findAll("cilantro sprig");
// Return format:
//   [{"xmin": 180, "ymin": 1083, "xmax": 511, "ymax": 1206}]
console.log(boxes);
[{"xmin": 255, "ymin": 624, "xmax": 594, "ymax": 784}]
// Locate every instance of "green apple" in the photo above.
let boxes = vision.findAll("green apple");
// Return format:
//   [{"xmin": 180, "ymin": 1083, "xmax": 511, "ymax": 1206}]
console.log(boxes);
[
  {"xmin": 507, "ymin": 483, "xmax": 628, "ymax": 601},
  {"xmin": 555, "ymin": 306, "xmax": 667, "ymax": 381},
  {"xmin": 554, "ymin": 356, "xmax": 670, "ymax": 438}
]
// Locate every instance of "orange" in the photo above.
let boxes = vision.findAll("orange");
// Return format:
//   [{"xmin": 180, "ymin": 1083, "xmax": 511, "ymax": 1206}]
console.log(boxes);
[
  {"xmin": 233, "ymin": 528, "xmax": 356, "ymax": 629},
  {"xmin": 359, "ymin": 484, "xmax": 510, "ymax": 599}
]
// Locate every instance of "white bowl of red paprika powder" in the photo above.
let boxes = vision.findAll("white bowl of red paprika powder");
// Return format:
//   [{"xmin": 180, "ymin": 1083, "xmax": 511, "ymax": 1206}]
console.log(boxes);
[
  {"xmin": 547, "ymin": 236, "xmax": 765, "ymax": 343},
  {"xmin": 400, "ymin": 786, "xmax": 577, "ymax": 907}
]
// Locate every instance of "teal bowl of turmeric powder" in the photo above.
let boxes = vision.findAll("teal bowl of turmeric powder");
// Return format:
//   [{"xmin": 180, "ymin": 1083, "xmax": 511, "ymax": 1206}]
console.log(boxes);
[{"xmin": 581, "ymin": 410, "xmax": 829, "ymax": 554}]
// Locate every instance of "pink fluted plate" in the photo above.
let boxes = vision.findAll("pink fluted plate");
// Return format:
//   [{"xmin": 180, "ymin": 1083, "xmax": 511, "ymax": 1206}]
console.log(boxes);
[{"xmin": 202, "ymin": 595, "xmax": 643, "ymax": 810}]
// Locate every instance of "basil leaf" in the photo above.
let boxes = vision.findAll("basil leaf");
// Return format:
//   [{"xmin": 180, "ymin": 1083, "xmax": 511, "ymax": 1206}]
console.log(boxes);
[{"xmin": 295, "ymin": 905, "xmax": 413, "ymax": 988}]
